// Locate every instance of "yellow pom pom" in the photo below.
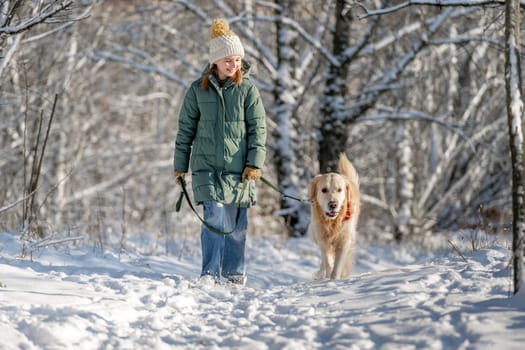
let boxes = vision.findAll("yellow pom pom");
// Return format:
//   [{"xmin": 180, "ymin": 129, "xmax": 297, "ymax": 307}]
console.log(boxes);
[{"xmin": 210, "ymin": 18, "xmax": 232, "ymax": 39}]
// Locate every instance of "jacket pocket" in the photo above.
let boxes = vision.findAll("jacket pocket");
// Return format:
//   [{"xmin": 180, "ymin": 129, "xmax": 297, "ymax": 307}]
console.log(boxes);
[{"xmin": 192, "ymin": 172, "xmax": 217, "ymax": 203}]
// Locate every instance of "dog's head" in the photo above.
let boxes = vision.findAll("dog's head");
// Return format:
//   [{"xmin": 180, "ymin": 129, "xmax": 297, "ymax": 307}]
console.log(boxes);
[{"xmin": 310, "ymin": 173, "xmax": 350, "ymax": 220}]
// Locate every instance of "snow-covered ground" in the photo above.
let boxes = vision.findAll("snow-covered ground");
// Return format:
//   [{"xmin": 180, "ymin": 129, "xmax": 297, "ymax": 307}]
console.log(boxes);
[{"xmin": 0, "ymin": 230, "xmax": 524, "ymax": 350}]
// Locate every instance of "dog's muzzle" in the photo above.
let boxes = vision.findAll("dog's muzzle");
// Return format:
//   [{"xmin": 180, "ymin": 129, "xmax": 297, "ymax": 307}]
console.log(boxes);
[{"xmin": 325, "ymin": 201, "xmax": 339, "ymax": 219}]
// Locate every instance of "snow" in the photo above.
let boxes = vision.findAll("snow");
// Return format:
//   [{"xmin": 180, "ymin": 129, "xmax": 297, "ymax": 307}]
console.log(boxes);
[{"xmin": 1, "ymin": 230, "xmax": 524, "ymax": 349}]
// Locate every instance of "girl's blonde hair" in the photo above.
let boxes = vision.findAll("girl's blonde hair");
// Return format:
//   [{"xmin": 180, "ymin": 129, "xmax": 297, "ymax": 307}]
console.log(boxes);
[{"xmin": 200, "ymin": 64, "xmax": 243, "ymax": 90}]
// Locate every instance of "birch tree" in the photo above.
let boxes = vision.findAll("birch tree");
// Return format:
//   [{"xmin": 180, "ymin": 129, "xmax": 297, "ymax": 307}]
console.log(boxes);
[
  {"xmin": 394, "ymin": 121, "xmax": 414, "ymax": 241},
  {"xmin": 504, "ymin": 0, "xmax": 524, "ymax": 294},
  {"xmin": 271, "ymin": 0, "xmax": 312, "ymax": 236}
]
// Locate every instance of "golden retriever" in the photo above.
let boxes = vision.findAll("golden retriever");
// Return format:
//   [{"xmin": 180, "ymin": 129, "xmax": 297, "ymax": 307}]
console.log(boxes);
[{"xmin": 308, "ymin": 153, "xmax": 360, "ymax": 280}]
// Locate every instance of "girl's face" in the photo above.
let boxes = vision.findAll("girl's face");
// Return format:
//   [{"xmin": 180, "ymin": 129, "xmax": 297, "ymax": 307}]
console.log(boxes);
[{"xmin": 214, "ymin": 56, "xmax": 242, "ymax": 80}]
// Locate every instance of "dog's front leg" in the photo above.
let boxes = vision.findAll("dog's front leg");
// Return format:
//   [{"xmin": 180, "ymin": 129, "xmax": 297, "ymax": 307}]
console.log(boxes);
[
  {"xmin": 319, "ymin": 249, "xmax": 331, "ymax": 279},
  {"xmin": 331, "ymin": 240, "xmax": 354, "ymax": 279},
  {"xmin": 324, "ymin": 247, "xmax": 337, "ymax": 279}
]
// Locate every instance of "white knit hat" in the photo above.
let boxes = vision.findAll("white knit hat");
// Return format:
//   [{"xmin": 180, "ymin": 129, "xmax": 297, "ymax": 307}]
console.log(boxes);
[{"xmin": 209, "ymin": 18, "xmax": 245, "ymax": 64}]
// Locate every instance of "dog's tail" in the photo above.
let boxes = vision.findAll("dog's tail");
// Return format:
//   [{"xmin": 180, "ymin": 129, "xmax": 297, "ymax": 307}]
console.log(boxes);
[
  {"xmin": 339, "ymin": 153, "xmax": 361, "ymax": 226},
  {"xmin": 338, "ymin": 153, "xmax": 359, "ymax": 187}
]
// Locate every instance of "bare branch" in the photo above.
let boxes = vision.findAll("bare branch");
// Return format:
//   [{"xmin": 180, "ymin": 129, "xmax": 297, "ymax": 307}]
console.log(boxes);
[
  {"xmin": 0, "ymin": 1, "xmax": 73, "ymax": 36},
  {"xmin": 22, "ymin": 4, "xmax": 92, "ymax": 44},
  {"xmin": 60, "ymin": 160, "xmax": 172, "ymax": 206},
  {"xmin": 357, "ymin": 0, "xmax": 517, "ymax": 20},
  {"xmin": 93, "ymin": 50, "xmax": 190, "ymax": 87},
  {"xmin": 344, "ymin": 9, "xmax": 454, "ymax": 121},
  {"xmin": 358, "ymin": 110, "xmax": 471, "ymax": 144},
  {"xmin": 0, "ymin": 189, "xmax": 37, "ymax": 214}
]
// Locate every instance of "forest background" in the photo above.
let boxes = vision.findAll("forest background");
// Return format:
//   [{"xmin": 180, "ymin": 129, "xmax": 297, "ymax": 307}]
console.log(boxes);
[{"xmin": 0, "ymin": 0, "xmax": 517, "ymax": 249}]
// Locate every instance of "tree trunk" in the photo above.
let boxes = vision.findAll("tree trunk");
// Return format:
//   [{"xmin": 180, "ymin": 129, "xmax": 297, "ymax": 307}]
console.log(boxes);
[
  {"xmin": 394, "ymin": 122, "xmax": 414, "ymax": 241},
  {"xmin": 319, "ymin": 0, "xmax": 351, "ymax": 173},
  {"xmin": 273, "ymin": 0, "xmax": 310, "ymax": 236},
  {"xmin": 505, "ymin": 0, "xmax": 525, "ymax": 294}
]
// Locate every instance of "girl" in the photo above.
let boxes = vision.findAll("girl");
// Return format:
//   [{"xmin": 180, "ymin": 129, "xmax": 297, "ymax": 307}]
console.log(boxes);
[{"xmin": 173, "ymin": 18, "xmax": 267, "ymax": 286}]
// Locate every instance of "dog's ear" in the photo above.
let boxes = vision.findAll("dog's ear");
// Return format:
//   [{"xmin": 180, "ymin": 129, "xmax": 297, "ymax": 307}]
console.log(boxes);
[{"xmin": 309, "ymin": 177, "xmax": 318, "ymax": 201}]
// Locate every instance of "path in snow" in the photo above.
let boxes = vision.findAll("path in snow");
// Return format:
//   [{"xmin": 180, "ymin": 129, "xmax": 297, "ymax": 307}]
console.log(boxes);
[{"xmin": 0, "ymin": 232, "xmax": 524, "ymax": 349}]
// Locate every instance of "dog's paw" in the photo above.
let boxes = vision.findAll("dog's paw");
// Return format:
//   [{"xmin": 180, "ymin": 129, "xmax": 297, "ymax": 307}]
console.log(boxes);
[{"xmin": 313, "ymin": 269, "xmax": 326, "ymax": 281}]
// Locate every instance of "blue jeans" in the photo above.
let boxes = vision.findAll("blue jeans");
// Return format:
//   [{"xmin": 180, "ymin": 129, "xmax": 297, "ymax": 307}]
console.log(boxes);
[{"xmin": 200, "ymin": 201, "xmax": 248, "ymax": 280}]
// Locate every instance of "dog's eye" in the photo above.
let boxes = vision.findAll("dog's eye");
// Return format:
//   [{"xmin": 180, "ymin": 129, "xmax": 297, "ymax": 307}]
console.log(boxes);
[
  {"xmin": 337, "ymin": 188, "xmax": 343, "ymax": 192},
  {"xmin": 321, "ymin": 188, "xmax": 328, "ymax": 193}
]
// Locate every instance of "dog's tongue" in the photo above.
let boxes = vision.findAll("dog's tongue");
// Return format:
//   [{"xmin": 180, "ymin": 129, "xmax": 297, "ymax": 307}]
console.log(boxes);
[{"xmin": 326, "ymin": 211, "xmax": 338, "ymax": 218}]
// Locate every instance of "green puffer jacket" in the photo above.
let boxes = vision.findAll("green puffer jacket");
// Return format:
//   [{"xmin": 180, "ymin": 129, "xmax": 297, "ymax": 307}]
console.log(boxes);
[{"xmin": 173, "ymin": 61, "xmax": 267, "ymax": 207}]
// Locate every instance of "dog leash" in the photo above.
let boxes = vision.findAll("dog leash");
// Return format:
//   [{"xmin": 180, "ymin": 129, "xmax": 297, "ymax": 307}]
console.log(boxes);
[
  {"xmin": 175, "ymin": 176, "xmax": 308, "ymax": 235},
  {"xmin": 176, "ymin": 178, "xmax": 245, "ymax": 236},
  {"xmin": 260, "ymin": 176, "xmax": 310, "ymax": 203}
]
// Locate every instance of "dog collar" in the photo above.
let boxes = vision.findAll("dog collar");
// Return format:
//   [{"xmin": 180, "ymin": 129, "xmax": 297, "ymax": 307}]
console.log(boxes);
[{"xmin": 344, "ymin": 207, "xmax": 352, "ymax": 221}]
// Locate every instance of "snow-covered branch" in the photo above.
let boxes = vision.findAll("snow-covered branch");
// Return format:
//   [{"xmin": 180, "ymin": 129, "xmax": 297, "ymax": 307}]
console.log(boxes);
[
  {"xmin": 417, "ymin": 116, "xmax": 506, "ymax": 212},
  {"xmin": 93, "ymin": 51, "xmax": 189, "ymax": 88},
  {"xmin": 357, "ymin": 0, "xmax": 520, "ymax": 19},
  {"xmin": 0, "ymin": 190, "xmax": 36, "ymax": 214},
  {"xmin": 344, "ymin": 8, "xmax": 453, "ymax": 121},
  {"xmin": 429, "ymin": 35, "xmax": 503, "ymax": 48},
  {"xmin": 341, "ymin": 13, "xmax": 380, "ymax": 64},
  {"xmin": 25, "ymin": 235, "xmax": 84, "ymax": 251},
  {"xmin": 0, "ymin": 1, "xmax": 73, "ymax": 35},
  {"xmin": 359, "ymin": 110, "xmax": 469, "ymax": 142},
  {"xmin": 171, "ymin": 0, "xmax": 209, "ymax": 22},
  {"xmin": 60, "ymin": 160, "xmax": 172, "ymax": 206},
  {"xmin": 22, "ymin": 4, "xmax": 91, "ymax": 43}
]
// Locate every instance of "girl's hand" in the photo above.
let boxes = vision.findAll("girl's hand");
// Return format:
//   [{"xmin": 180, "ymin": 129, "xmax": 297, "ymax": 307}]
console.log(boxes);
[
  {"xmin": 242, "ymin": 167, "xmax": 262, "ymax": 182},
  {"xmin": 174, "ymin": 171, "xmax": 186, "ymax": 185}
]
